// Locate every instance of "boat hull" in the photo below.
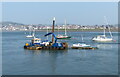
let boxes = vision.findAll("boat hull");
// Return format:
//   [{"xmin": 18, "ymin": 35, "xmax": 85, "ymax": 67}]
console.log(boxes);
[
  {"xmin": 26, "ymin": 36, "xmax": 34, "ymax": 38},
  {"xmin": 24, "ymin": 46, "xmax": 67, "ymax": 50},
  {"xmin": 92, "ymin": 38, "xmax": 113, "ymax": 42},
  {"xmin": 57, "ymin": 36, "xmax": 71, "ymax": 39},
  {"xmin": 71, "ymin": 43, "xmax": 98, "ymax": 50},
  {"xmin": 71, "ymin": 46, "xmax": 98, "ymax": 49},
  {"xmin": 24, "ymin": 42, "xmax": 68, "ymax": 50}
]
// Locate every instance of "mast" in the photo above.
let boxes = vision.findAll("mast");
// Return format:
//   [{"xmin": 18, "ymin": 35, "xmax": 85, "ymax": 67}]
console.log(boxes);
[
  {"xmin": 108, "ymin": 24, "xmax": 113, "ymax": 38},
  {"xmin": 65, "ymin": 19, "xmax": 67, "ymax": 35},
  {"xmin": 52, "ymin": 17, "xmax": 55, "ymax": 43},
  {"xmin": 104, "ymin": 16, "xmax": 113, "ymax": 38},
  {"xmin": 81, "ymin": 25, "xmax": 84, "ymax": 42},
  {"xmin": 103, "ymin": 25, "xmax": 105, "ymax": 36},
  {"xmin": 32, "ymin": 27, "xmax": 35, "ymax": 37},
  {"xmin": 57, "ymin": 25, "xmax": 59, "ymax": 35},
  {"xmin": 103, "ymin": 16, "xmax": 106, "ymax": 36},
  {"xmin": 81, "ymin": 34, "xmax": 84, "ymax": 42},
  {"xmin": 29, "ymin": 25, "xmax": 31, "ymax": 35},
  {"xmin": 33, "ymin": 27, "xmax": 35, "ymax": 39},
  {"xmin": 47, "ymin": 26, "xmax": 48, "ymax": 40}
]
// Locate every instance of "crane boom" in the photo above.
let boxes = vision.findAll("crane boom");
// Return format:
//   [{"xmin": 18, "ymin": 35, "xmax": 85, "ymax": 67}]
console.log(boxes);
[{"xmin": 45, "ymin": 32, "xmax": 57, "ymax": 43}]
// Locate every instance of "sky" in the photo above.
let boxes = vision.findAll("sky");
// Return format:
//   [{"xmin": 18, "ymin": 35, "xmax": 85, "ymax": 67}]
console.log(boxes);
[{"xmin": 2, "ymin": 2, "xmax": 118, "ymax": 25}]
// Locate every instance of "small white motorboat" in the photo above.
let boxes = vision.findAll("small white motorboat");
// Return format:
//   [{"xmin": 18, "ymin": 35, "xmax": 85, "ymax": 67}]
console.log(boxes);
[
  {"xmin": 71, "ymin": 42, "xmax": 98, "ymax": 49},
  {"xmin": 72, "ymin": 43, "xmax": 90, "ymax": 47},
  {"xmin": 26, "ymin": 26, "xmax": 35, "ymax": 38},
  {"xmin": 26, "ymin": 35, "xmax": 34, "ymax": 38}
]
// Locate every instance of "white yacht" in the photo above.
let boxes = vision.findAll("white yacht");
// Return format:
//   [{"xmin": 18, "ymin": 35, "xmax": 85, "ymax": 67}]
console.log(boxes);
[
  {"xmin": 56, "ymin": 19, "xmax": 71, "ymax": 39},
  {"xmin": 92, "ymin": 16, "xmax": 113, "ymax": 42},
  {"xmin": 92, "ymin": 35, "xmax": 112, "ymax": 42}
]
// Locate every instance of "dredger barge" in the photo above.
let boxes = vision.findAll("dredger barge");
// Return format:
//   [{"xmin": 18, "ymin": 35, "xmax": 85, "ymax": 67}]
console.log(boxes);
[{"xmin": 24, "ymin": 17, "xmax": 68, "ymax": 50}]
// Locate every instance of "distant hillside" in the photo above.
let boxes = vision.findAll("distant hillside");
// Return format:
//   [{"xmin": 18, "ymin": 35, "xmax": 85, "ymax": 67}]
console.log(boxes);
[{"xmin": 1, "ymin": 21, "xmax": 25, "ymax": 26}]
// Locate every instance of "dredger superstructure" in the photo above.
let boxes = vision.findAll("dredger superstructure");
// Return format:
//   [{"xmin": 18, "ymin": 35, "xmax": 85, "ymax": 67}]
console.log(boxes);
[{"xmin": 24, "ymin": 17, "xmax": 68, "ymax": 50}]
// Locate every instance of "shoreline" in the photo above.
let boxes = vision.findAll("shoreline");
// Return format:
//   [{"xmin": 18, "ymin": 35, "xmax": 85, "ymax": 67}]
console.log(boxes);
[{"xmin": 1, "ymin": 29, "xmax": 118, "ymax": 32}]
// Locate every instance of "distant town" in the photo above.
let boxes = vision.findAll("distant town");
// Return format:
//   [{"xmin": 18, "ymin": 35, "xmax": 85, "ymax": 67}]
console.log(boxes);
[{"xmin": 0, "ymin": 21, "xmax": 118, "ymax": 32}]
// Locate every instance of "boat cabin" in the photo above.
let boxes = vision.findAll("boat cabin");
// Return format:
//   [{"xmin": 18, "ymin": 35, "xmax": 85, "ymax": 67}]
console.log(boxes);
[
  {"xmin": 32, "ymin": 38, "xmax": 41, "ymax": 44},
  {"xmin": 95, "ymin": 35, "xmax": 106, "ymax": 39}
]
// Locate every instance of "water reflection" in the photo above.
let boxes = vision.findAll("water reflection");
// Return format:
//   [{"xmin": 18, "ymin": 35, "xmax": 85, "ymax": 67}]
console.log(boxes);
[
  {"xmin": 24, "ymin": 49, "xmax": 68, "ymax": 55},
  {"xmin": 97, "ymin": 42, "xmax": 119, "ymax": 49},
  {"xmin": 23, "ymin": 49, "xmax": 68, "ymax": 74},
  {"xmin": 97, "ymin": 44, "xmax": 113, "ymax": 49}
]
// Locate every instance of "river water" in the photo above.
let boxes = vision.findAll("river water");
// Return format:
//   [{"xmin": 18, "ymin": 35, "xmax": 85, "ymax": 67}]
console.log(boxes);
[{"xmin": 2, "ymin": 31, "xmax": 118, "ymax": 75}]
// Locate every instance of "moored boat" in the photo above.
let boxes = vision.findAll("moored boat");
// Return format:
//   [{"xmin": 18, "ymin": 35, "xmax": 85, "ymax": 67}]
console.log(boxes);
[
  {"xmin": 56, "ymin": 19, "xmax": 71, "ymax": 39},
  {"xmin": 92, "ymin": 35, "xmax": 113, "ymax": 42},
  {"xmin": 92, "ymin": 16, "xmax": 113, "ymax": 42},
  {"xmin": 26, "ymin": 35, "xmax": 34, "ymax": 38},
  {"xmin": 56, "ymin": 34, "xmax": 71, "ymax": 39},
  {"xmin": 71, "ymin": 42, "xmax": 98, "ymax": 49},
  {"xmin": 26, "ymin": 26, "xmax": 35, "ymax": 38}
]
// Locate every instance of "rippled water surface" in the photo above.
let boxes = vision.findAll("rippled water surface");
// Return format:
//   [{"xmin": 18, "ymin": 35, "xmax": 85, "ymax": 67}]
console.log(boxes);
[{"xmin": 2, "ymin": 31, "xmax": 118, "ymax": 75}]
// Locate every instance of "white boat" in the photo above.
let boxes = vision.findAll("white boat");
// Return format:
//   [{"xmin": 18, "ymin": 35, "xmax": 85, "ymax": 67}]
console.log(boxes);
[
  {"xmin": 71, "ymin": 30, "xmax": 98, "ymax": 49},
  {"xmin": 57, "ymin": 34, "xmax": 71, "ymax": 39},
  {"xmin": 92, "ymin": 35, "xmax": 112, "ymax": 42},
  {"xmin": 26, "ymin": 26, "xmax": 35, "ymax": 38},
  {"xmin": 26, "ymin": 35, "xmax": 34, "ymax": 38},
  {"xmin": 92, "ymin": 16, "xmax": 113, "ymax": 42},
  {"xmin": 26, "ymin": 32, "xmax": 34, "ymax": 38},
  {"xmin": 71, "ymin": 42, "xmax": 98, "ymax": 49},
  {"xmin": 56, "ymin": 19, "xmax": 71, "ymax": 39},
  {"xmin": 72, "ymin": 43, "xmax": 90, "ymax": 47}
]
